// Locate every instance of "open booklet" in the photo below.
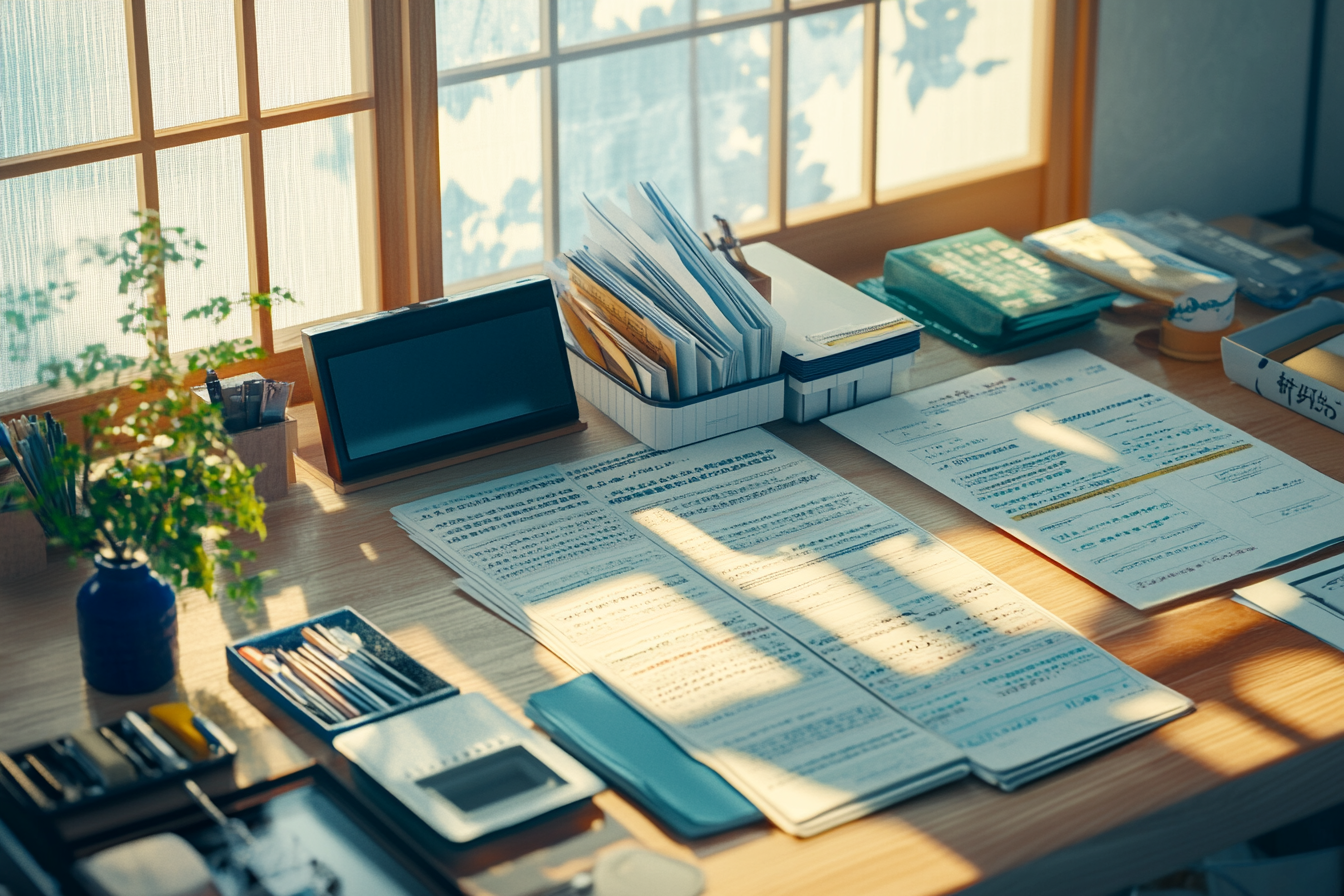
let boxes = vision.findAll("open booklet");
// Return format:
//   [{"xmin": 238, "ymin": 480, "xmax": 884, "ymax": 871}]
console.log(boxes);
[
  {"xmin": 824, "ymin": 349, "xmax": 1344, "ymax": 610},
  {"xmin": 392, "ymin": 429, "xmax": 1192, "ymax": 837}
]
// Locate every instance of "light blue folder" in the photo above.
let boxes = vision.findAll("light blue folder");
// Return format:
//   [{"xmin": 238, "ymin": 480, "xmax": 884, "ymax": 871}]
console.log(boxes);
[{"xmin": 526, "ymin": 674, "xmax": 763, "ymax": 839}]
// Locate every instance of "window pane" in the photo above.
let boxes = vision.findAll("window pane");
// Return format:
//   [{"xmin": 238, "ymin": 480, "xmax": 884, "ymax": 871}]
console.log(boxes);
[
  {"xmin": 559, "ymin": 41, "xmax": 694, "ymax": 251},
  {"xmin": 146, "ymin": 0, "xmax": 240, "ymax": 130},
  {"xmin": 698, "ymin": 25, "xmax": 770, "ymax": 227},
  {"xmin": 1, "ymin": 159, "xmax": 143, "ymax": 393},
  {"xmin": 435, "ymin": 0, "xmax": 540, "ymax": 70},
  {"xmin": 559, "ymin": 0, "xmax": 690, "ymax": 47},
  {"xmin": 255, "ymin": 0, "xmax": 353, "ymax": 109},
  {"xmin": 0, "ymin": 0, "xmax": 132, "ymax": 159},
  {"xmin": 788, "ymin": 8, "xmax": 864, "ymax": 210},
  {"xmin": 877, "ymin": 0, "xmax": 1035, "ymax": 192},
  {"xmin": 157, "ymin": 138, "xmax": 252, "ymax": 353},
  {"xmin": 263, "ymin": 114, "xmax": 366, "ymax": 330},
  {"xmin": 699, "ymin": 0, "xmax": 770, "ymax": 18},
  {"xmin": 440, "ymin": 72, "xmax": 543, "ymax": 286}
]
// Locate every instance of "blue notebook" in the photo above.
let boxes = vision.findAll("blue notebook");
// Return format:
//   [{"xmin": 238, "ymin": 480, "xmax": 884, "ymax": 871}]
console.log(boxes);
[{"xmin": 526, "ymin": 674, "xmax": 763, "ymax": 839}]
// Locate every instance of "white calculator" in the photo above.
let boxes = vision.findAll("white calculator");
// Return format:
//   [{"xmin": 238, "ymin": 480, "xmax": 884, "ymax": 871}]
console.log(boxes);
[{"xmin": 333, "ymin": 693, "xmax": 605, "ymax": 843}]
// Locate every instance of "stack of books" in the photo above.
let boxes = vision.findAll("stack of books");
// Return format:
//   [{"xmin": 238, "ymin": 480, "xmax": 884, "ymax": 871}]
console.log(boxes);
[
  {"xmin": 1092, "ymin": 208, "xmax": 1344, "ymax": 309},
  {"xmin": 857, "ymin": 227, "xmax": 1118, "ymax": 354}
]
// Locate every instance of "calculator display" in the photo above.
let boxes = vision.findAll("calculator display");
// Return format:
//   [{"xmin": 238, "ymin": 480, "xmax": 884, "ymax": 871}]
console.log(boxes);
[{"xmin": 417, "ymin": 746, "xmax": 565, "ymax": 814}]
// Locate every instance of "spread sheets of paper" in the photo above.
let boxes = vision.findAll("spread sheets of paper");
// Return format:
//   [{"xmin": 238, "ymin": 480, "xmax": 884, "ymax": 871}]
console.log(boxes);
[
  {"xmin": 1233, "ymin": 555, "xmax": 1344, "ymax": 651},
  {"xmin": 393, "ymin": 428, "xmax": 1191, "ymax": 836},
  {"xmin": 824, "ymin": 349, "xmax": 1344, "ymax": 609}
]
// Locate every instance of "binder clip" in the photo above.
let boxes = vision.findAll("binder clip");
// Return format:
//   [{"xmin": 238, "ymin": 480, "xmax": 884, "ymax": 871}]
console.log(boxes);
[{"xmin": 703, "ymin": 216, "xmax": 772, "ymax": 303}]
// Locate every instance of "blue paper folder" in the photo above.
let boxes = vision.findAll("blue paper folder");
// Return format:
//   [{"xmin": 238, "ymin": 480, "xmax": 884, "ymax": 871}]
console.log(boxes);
[{"xmin": 526, "ymin": 674, "xmax": 763, "ymax": 840}]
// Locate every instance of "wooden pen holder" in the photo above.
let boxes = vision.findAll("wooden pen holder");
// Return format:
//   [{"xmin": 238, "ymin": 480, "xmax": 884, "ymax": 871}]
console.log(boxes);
[{"xmin": 229, "ymin": 416, "xmax": 298, "ymax": 502}]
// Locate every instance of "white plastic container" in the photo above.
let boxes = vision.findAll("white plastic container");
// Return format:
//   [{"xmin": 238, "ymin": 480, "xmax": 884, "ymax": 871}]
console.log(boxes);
[
  {"xmin": 568, "ymin": 350, "xmax": 786, "ymax": 450},
  {"xmin": 784, "ymin": 354, "xmax": 915, "ymax": 423},
  {"xmin": 1221, "ymin": 297, "xmax": 1344, "ymax": 435}
]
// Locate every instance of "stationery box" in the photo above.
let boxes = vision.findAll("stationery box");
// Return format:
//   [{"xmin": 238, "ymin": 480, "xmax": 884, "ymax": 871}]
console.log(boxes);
[
  {"xmin": 784, "ymin": 354, "xmax": 915, "ymax": 423},
  {"xmin": 226, "ymin": 607, "xmax": 458, "ymax": 744},
  {"xmin": 568, "ymin": 349, "xmax": 786, "ymax": 450},
  {"xmin": 0, "ymin": 709, "xmax": 237, "ymax": 820},
  {"xmin": 738, "ymin": 242, "xmax": 921, "ymax": 424},
  {"xmin": 1221, "ymin": 297, "xmax": 1344, "ymax": 435}
]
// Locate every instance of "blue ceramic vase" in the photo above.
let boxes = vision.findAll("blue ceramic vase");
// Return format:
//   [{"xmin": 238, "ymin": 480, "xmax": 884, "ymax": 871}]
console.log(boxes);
[{"xmin": 76, "ymin": 556, "xmax": 179, "ymax": 694}]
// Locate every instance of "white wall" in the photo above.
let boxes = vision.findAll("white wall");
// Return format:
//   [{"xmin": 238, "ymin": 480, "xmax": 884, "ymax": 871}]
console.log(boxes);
[
  {"xmin": 1089, "ymin": 0, "xmax": 1315, "ymax": 220},
  {"xmin": 1313, "ymin": 0, "xmax": 1344, "ymax": 218}
]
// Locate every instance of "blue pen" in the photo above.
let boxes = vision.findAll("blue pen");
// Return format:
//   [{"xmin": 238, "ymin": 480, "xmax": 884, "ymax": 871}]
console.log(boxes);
[{"xmin": 191, "ymin": 714, "xmax": 237, "ymax": 755}]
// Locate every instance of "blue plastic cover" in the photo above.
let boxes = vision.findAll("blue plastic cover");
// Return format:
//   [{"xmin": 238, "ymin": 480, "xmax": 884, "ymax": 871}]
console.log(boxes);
[{"xmin": 526, "ymin": 674, "xmax": 763, "ymax": 840}]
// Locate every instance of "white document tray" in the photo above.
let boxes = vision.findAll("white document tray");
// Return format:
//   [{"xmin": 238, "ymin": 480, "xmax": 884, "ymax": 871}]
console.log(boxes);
[{"xmin": 568, "ymin": 349, "xmax": 786, "ymax": 450}]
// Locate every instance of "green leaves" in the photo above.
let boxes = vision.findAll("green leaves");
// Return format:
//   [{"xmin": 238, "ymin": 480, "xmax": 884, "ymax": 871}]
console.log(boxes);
[
  {"xmin": 3, "ymin": 280, "xmax": 77, "ymax": 366},
  {"xmin": 16, "ymin": 209, "xmax": 299, "ymax": 609}
]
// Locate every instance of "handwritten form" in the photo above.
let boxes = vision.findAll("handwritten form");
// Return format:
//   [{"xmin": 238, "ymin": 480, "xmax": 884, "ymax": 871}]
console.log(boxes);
[
  {"xmin": 393, "ymin": 427, "xmax": 1191, "ymax": 835},
  {"xmin": 825, "ymin": 349, "xmax": 1344, "ymax": 610}
]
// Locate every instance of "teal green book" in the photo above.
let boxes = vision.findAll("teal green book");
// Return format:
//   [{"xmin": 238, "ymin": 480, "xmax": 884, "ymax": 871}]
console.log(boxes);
[
  {"xmin": 883, "ymin": 228, "xmax": 1118, "ymax": 337},
  {"xmin": 857, "ymin": 279, "xmax": 1099, "ymax": 355}
]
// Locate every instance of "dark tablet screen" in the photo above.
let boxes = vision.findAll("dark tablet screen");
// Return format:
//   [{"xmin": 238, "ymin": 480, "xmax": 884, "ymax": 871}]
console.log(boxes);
[
  {"xmin": 328, "ymin": 308, "xmax": 573, "ymax": 460},
  {"xmin": 302, "ymin": 277, "xmax": 579, "ymax": 483}
]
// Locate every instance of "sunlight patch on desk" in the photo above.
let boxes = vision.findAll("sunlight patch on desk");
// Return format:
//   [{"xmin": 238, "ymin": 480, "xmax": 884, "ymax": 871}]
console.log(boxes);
[
  {"xmin": 358, "ymin": 541, "xmax": 379, "ymax": 562},
  {"xmin": 302, "ymin": 479, "xmax": 348, "ymax": 514},
  {"xmin": 1231, "ymin": 647, "xmax": 1344, "ymax": 742},
  {"xmin": 1156, "ymin": 699, "xmax": 1300, "ymax": 778},
  {"xmin": 262, "ymin": 584, "xmax": 312, "ymax": 630}
]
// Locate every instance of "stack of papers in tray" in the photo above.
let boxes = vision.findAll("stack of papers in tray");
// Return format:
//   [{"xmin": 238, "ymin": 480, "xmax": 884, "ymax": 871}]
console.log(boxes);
[
  {"xmin": 740, "ymin": 242, "xmax": 921, "ymax": 383},
  {"xmin": 550, "ymin": 182, "xmax": 785, "ymax": 403},
  {"xmin": 392, "ymin": 428, "xmax": 1193, "ymax": 836}
]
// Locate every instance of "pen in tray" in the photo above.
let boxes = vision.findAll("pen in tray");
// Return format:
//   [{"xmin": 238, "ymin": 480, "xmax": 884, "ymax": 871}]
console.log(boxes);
[
  {"xmin": 237, "ymin": 626, "xmax": 427, "ymax": 725},
  {"xmin": 0, "ymin": 705, "xmax": 232, "ymax": 813}
]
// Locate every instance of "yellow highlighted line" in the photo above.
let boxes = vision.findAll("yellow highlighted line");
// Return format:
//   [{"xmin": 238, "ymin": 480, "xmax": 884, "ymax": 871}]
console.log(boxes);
[
  {"xmin": 1010, "ymin": 443, "xmax": 1253, "ymax": 521},
  {"xmin": 817, "ymin": 320, "xmax": 917, "ymax": 347}
]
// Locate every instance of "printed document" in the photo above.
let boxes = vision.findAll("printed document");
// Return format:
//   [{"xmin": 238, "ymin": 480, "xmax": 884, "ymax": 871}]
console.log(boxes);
[
  {"xmin": 393, "ymin": 427, "xmax": 1192, "ymax": 835},
  {"xmin": 1234, "ymin": 555, "xmax": 1344, "ymax": 651},
  {"xmin": 395, "ymin": 467, "xmax": 967, "ymax": 837},
  {"xmin": 824, "ymin": 349, "xmax": 1344, "ymax": 609},
  {"xmin": 565, "ymin": 430, "xmax": 1190, "ymax": 788}
]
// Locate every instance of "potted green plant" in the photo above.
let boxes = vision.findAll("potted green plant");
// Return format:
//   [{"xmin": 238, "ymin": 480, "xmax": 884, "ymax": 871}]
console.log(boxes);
[{"xmin": 1, "ymin": 211, "xmax": 293, "ymax": 694}]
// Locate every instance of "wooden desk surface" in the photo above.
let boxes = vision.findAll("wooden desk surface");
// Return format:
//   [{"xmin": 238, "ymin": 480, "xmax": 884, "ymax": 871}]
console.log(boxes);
[{"xmin": 4, "ymin": 295, "xmax": 1344, "ymax": 896}]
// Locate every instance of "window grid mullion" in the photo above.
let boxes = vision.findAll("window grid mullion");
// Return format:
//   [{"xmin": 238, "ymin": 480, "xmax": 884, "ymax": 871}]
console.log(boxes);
[
  {"xmin": 435, "ymin": 0, "xmax": 869, "ymax": 271},
  {"xmin": 541, "ymin": 0, "xmax": 562, "ymax": 261},
  {"xmin": 435, "ymin": 0, "xmax": 869, "ymax": 87},
  {"xmin": 124, "ymin": 0, "xmax": 168, "ymax": 351},
  {"xmin": 861, "ymin": 1, "xmax": 878, "ymax": 208},
  {"xmin": 235, "ymin": 0, "xmax": 273, "ymax": 353},
  {"xmin": 768, "ymin": 14, "xmax": 788, "ymax": 231}
]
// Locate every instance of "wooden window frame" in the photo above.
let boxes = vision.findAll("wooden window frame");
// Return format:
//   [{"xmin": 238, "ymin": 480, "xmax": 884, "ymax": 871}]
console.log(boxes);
[
  {"xmin": 428, "ymin": 0, "xmax": 1097, "ymax": 293},
  {"xmin": 1, "ymin": 0, "xmax": 382, "ymax": 425},
  {"xmin": 2, "ymin": 0, "xmax": 1096, "ymax": 427}
]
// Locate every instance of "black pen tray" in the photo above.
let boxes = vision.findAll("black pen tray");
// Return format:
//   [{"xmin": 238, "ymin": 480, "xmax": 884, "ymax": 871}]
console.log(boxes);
[
  {"xmin": 226, "ymin": 606, "xmax": 458, "ymax": 744},
  {"xmin": 0, "ymin": 709, "xmax": 237, "ymax": 818}
]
